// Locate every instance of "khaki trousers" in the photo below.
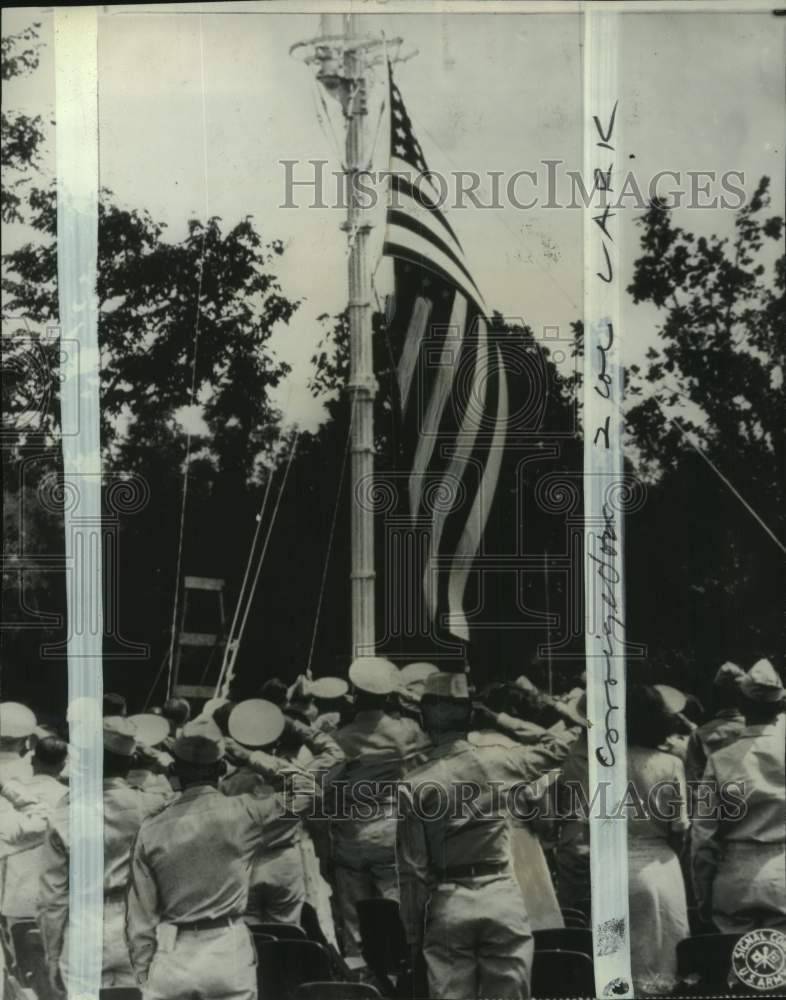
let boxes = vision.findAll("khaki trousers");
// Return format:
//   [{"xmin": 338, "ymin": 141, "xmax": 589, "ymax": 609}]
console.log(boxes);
[
  {"xmin": 143, "ymin": 922, "xmax": 257, "ymax": 1000},
  {"xmin": 423, "ymin": 874, "xmax": 534, "ymax": 1000},
  {"xmin": 713, "ymin": 841, "xmax": 786, "ymax": 934}
]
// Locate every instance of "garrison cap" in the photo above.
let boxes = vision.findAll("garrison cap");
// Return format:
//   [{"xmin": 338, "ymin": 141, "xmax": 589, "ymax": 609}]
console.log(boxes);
[
  {"xmin": 172, "ymin": 716, "xmax": 224, "ymax": 763},
  {"xmin": 400, "ymin": 662, "xmax": 439, "ymax": 689},
  {"xmin": 349, "ymin": 657, "xmax": 400, "ymax": 695},
  {"xmin": 714, "ymin": 661, "xmax": 744, "ymax": 689},
  {"xmin": 653, "ymin": 684, "xmax": 688, "ymax": 715},
  {"xmin": 310, "ymin": 677, "xmax": 349, "ymax": 700},
  {"xmin": 422, "ymin": 671, "xmax": 470, "ymax": 701},
  {"xmin": 739, "ymin": 659, "xmax": 785, "ymax": 703},
  {"xmin": 0, "ymin": 702, "xmax": 37, "ymax": 739},
  {"xmin": 128, "ymin": 713, "xmax": 170, "ymax": 748},
  {"xmin": 103, "ymin": 716, "xmax": 137, "ymax": 757},
  {"xmin": 228, "ymin": 699, "xmax": 286, "ymax": 748}
]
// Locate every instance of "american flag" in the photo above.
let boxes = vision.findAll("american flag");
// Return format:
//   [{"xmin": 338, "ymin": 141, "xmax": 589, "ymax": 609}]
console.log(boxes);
[{"xmin": 382, "ymin": 67, "xmax": 508, "ymax": 644}]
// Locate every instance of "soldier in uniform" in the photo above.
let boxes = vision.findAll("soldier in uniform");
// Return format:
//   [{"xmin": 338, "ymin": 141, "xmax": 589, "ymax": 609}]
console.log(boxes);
[
  {"xmin": 37, "ymin": 717, "xmax": 170, "ymax": 992},
  {"xmin": 396, "ymin": 671, "xmax": 577, "ymax": 1000},
  {"xmin": 126, "ymin": 714, "xmax": 328, "ymax": 1000},
  {"xmin": 220, "ymin": 698, "xmax": 344, "ymax": 927},
  {"xmin": 1, "ymin": 737, "xmax": 67, "ymax": 928},
  {"xmin": 329, "ymin": 657, "xmax": 430, "ymax": 968},
  {"xmin": 684, "ymin": 661, "xmax": 746, "ymax": 786},
  {"xmin": 692, "ymin": 658, "xmax": 786, "ymax": 933},
  {"xmin": 127, "ymin": 714, "xmax": 175, "ymax": 796},
  {"xmin": 0, "ymin": 703, "xmax": 37, "ymax": 787}
]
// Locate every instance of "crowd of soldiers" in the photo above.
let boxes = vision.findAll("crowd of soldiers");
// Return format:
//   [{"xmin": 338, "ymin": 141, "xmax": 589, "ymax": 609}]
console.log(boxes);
[{"xmin": 1, "ymin": 654, "xmax": 784, "ymax": 999}]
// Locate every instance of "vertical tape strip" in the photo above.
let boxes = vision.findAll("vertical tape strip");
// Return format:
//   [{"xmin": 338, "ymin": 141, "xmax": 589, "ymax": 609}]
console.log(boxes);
[
  {"xmin": 54, "ymin": 8, "xmax": 103, "ymax": 999},
  {"xmin": 583, "ymin": 7, "xmax": 633, "ymax": 998}
]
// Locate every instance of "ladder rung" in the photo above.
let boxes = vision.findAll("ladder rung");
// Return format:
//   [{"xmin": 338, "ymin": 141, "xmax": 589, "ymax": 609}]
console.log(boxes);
[
  {"xmin": 178, "ymin": 632, "xmax": 220, "ymax": 647},
  {"xmin": 183, "ymin": 576, "xmax": 226, "ymax": 591}
]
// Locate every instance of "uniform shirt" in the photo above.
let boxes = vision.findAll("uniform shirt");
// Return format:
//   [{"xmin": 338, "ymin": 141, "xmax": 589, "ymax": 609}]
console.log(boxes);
[
  {"xmin": 329, "ymin": 711, "xmax": 430, "ymax": 846},
  {"xmin": 691, "ymin": 713, "xmax": 786, "ymax": 906},
  {"xmin": 37, "ymin": 778, "xmax": 169, "ymax": 971},
  {"xmin": 126, "ymin": 770, "xmax": 318, "ymax": 979},
  {"xmin": 396, "ymin": 730, "xmax": 575, "ymax": 946},
  {"xmin": 684, "ymin": 709, "xmax": 745, "ymax": 785},
  {"xmin": 335, "ymin": 710, "xmax": 430, "ymax": 764},
  {"xmin": 220, "ymin": 724, "xmax": 343, "ymax": 851},
  {"xmin": 0, "ymin": 809, "xmax": 49, "ymax": 860},
  {"xmin": 627, "ymin": 746, "xmax": 690, "ymax": 841},
  {"xmin": 0, "ymin": 751, "xmax": 33, "ymax": 787},
  {"xmin": 0, "ymin": 774, "xmax": 67, "ymax": 917}
]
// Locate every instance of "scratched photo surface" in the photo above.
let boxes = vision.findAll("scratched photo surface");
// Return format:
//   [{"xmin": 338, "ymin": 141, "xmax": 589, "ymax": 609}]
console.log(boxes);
[{"xmin": 1, "ymin": 4, "xmax": 784, "ymax": 1000}]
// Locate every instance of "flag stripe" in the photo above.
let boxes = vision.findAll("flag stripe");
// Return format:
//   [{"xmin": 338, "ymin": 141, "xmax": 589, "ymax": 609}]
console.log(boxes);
[
  {"xmin": 397, "ymin": 296, "xmax": 433, "ymax": 414},
  {"xmin": 423, "ymin": 317, "xmax": 488, "ymax": 620},
  {"xmin": 383, "ymin": 235, "xmax": 485, "ymax": 314},
  {"xmin": 388, "ymin": 208, "xmax": 483, "ymax": 305},
  {"xmin": 408, "ymin": 292, "xmax": 467, "ymax": 517},
  {"xmin": 446, "ymin": 345, "xmax": 508, "ymax": 640},
  {"xmin": 390, "ymin": 168, "xmax": 464, "ymax": 251}
]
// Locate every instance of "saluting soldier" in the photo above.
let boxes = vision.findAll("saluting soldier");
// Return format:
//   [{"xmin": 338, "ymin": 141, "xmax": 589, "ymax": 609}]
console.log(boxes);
[
  {"xmin": 0, "ymin": 736, "xmax": 68, "ymax": 949},
  {"xmin": 219, "ymin": 698, "xmax": 344, "ymax": 927},
  {"xmin": 37, "ymin": 717, "xmax": 170, "ymax": 993},
  {"xmin": 397, "ymin": 671, "xmax": 578, "ymax": 1000},
  {"xmin": 329, "ymin": 657, "xmax": 430, "ymax": 968},
  {"xmin": 126, "ymin": 714, "xmax": 326, "ymax": 1000},
  {"xmin": 692, "ymin": 658, "xmax": 786, "ymax": 933}
]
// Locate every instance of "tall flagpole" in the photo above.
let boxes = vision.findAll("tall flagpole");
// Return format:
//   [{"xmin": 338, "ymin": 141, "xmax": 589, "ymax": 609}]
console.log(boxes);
[
  {"xmin": 294, "ymin": 15, "xmax": 384, "ymax": 658},
  {"xmin": 343, "ymin": 14, "xmax": 376, "ymax": 657}
]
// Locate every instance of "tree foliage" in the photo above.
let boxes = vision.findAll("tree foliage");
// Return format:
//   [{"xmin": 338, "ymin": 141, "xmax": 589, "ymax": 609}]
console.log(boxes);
[{"xmin": 624, "ymin": 180, "xmax": 785, "ymax": 682}]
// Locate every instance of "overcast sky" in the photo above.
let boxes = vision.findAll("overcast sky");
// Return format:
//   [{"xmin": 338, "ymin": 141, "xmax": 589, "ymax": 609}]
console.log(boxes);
[{"xmin": 3, "ymin": 3, "xmax": 784, "ymax": 431}]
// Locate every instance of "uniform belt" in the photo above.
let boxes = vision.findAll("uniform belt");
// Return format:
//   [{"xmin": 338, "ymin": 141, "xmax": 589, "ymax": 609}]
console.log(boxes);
[
  {"xmin": 173, "ymin": 915, "xmax": 237, "ymax": 933},
  {"xmin": 435, "ymin": 861, "xmax": 508, "ymax": 881}
]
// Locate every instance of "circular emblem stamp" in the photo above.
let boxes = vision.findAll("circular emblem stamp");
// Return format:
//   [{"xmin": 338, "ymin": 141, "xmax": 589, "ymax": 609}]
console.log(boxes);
[{"xmin": 731, "ymin": 928, "xmax": 786, "ymax": 992}]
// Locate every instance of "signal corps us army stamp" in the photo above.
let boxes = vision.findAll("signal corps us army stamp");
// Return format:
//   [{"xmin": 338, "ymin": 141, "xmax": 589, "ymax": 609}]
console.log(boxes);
[{"xmin": 731, "ymin": 929, "xmax": 786, "ymax": 992}]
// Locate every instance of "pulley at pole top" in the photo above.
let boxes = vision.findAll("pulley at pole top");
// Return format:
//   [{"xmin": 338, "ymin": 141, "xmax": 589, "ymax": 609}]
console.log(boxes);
[{"xmin": 290, "ymin": 14, "xmax": 416, "ymax": 112}]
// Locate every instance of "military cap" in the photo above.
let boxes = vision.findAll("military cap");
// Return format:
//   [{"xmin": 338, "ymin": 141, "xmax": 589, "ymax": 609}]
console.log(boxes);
[
  {"xmin": 228, "ymin": 699, "xmax": 285, "ymax": 748},
  {"xmin": 653, "ymin": 684, "xmax": 688, "ymax": 715},
  {"xmin": 349, "ymin": 657, "xmax": 400, "ymax": 695},
  {"xmin": 310, "ymin": 677, "xmax": 349, "ymax": 700},
  {"xmin": 739, "ymin": 659, "xmax": 785, "ymax": 703},
  {"xmin": 713, "ymin": 661, "xmax": 744, "ymax": 689},
  {"xmin": 172, "ymin": 716, "xmax": 224, "ymax": 763},
  {"xmin": 0, "ymin": 702, "xmax": 37, "ymax": 739},
  {"xmin": 128, "ymin": 713, "xmax": 170, "ymax": 748},
  {"xmin": 103, "ymin": 716, "xmax": 137, "ymax": 757},
  {"xmin": 400, "ymin": 662, "xmax": 439, "ymax": 689},
  {"xmin": 422, "ymin": 671, "xmax": 470, "ymax": 701}
]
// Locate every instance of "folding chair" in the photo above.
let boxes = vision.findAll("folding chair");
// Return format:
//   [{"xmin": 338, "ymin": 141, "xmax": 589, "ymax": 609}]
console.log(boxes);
[
  {"xmin": 532, "ymin": 948, "xmax": 595, "ymax": 998},
  {"xmin": 534, "ymin": 926, "xmax": 593, "ymax": 958},
  {"xmin": 256, "ymin": 938, "xmax": 334, "ymax": 1000},
  {"xmin": 677, "ymin": 933, "xmax": 742, "ymax": 992},
  {"xmin": 250, "ymin": 921, "xmax": 307, "ymax": 940},
  {"xmin": 560, "ymin": 906, "xmax": 588, "ymax": 928},
  {"xmin": 293, "ymin": 983, "xmax": 381, "ymax": 1000}
]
